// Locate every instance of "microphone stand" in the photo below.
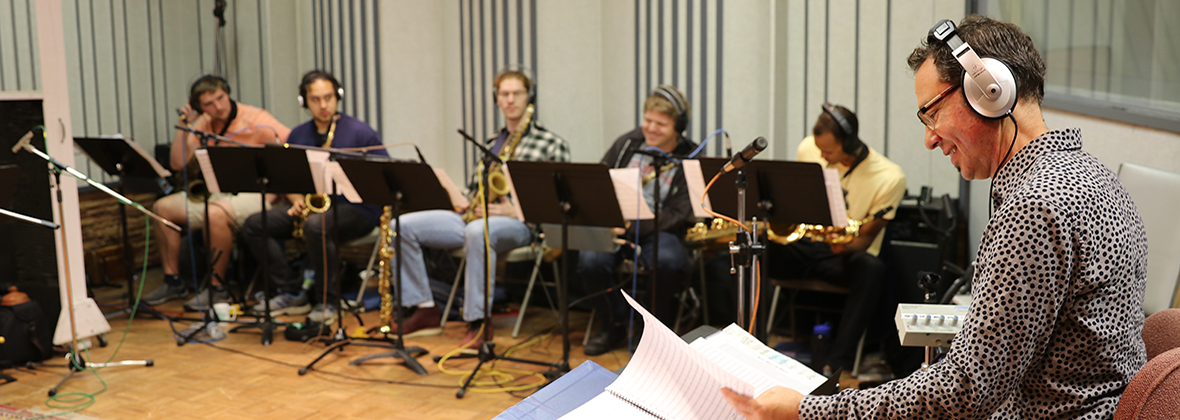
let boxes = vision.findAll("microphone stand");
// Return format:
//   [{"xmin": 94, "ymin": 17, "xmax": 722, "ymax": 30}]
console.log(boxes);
[
  {"xmin": 454, "ymin": 133, "xmax": 565, "ymax": 398},
  {"xmin": 172, "ymin": 126, "xmax": 239, "ymax": 344},
  {"xmin": 729, "ymin": 167, "xmax": 764, "ymax": 336},
  {"xmin": 10, "ymin": 141, "xmax": 157, "ymax": 396}
]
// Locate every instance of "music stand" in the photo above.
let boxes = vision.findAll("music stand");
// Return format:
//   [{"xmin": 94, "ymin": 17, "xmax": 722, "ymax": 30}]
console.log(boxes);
[
  {"xmin": 74, "ymin": 136, "xmax": 172, "ymax": 321},
  {"xmin": 468, "ymin": 161, "xmax": 626, "ymax": 396},
  {"xmin": 700, "ymin": 159, "xmax": 833, "ymax": 340},
  {"xmin": 302, "ymin": 158, "xmax": 451, "ymax": 376},
  {"xmin": 203, "ymin": 146, "xmax": 315, "ymax": 345}
]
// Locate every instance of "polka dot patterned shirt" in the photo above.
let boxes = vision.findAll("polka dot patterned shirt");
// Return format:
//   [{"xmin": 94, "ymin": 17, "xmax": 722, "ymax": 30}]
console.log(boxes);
[{"xmin": 800, "ymin": 128, "xmax": 1148, "ymax": 419}]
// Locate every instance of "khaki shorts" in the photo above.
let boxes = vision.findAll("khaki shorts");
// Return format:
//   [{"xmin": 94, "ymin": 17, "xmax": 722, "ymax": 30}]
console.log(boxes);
[{"xmin": 182, "ymin": 192, "xmax": 270, "ymax": 231}]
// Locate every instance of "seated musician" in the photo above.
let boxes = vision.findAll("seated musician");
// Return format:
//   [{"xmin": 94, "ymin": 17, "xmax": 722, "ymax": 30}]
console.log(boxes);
[
  {"xmin": 391, "ymin": 68, "xmax": 570, "ymax": 348},
  {"xmin": 241, "ymin": 70, "xmax": 388, "ymax": 324},
  {"xmin": 724, "ymin": 16, "xmax": 1148, "ymax": 419},
  {"xmin": 143, "ymin": 75, "xmax": 291, "ymax": 312},
  {"xmin": 577, "ymin": 85, "xmax": 698, "ymax": 356},
  {"xmin": 764, "ymin": 104, "xmax": 905, "ymax": 376}
]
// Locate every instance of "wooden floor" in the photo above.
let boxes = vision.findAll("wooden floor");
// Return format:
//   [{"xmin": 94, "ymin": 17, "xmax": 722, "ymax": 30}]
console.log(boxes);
[{"xmin": 2, "ymin": 270, "xmax": 633, "ymax": 420}]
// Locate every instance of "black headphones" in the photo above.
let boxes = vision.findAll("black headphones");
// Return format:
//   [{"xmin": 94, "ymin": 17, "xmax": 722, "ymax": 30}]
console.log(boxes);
[
  {"xmin": 653, "ymin": 85, "xmax": 690, "ymax": 134},
  {"xmin": 189, "ymin": 75, "xmax": 231, "ymax": 114},
  {"xmin": 492, "ymin": 66, "xmax": 536, "ymax": 106},
  {"xmin": 929, "ymin": 19, "xmax": 1017, "ymax": 119},
  {"xmin": 821, "ymin": 103, "xmax": 863, "ymax": 155},
  {"xmin": 297, "ymin": 70, "xmax": 344, "ymax": 108}
]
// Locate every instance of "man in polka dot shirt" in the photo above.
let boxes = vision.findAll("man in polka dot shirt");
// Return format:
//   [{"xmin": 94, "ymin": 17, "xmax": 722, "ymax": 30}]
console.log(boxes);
[{"xmin": 723, "ymin": 15, "xmax": 1148, "ymax": 419}]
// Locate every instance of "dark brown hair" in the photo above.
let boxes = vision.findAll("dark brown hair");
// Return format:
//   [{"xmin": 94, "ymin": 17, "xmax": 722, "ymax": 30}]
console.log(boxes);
[{"xmin": 907, "ymin": 15, "xmax": 1046, "ymax": 105}]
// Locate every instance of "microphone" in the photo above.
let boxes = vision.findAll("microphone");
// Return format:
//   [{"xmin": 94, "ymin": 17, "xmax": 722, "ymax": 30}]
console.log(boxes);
[
  {"xmin": 10, "ymin": 128, "xmax": 41, "ymax": 154},
  {"xmin": 721, "ymin": 137, "xmax": 768, "ymax": 174}
]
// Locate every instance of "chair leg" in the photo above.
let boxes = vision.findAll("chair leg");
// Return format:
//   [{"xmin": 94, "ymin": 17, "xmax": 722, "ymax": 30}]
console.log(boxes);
[
  {"xmin": 352, "ymin": 234, "xmax": 383, "ymax": 308},
  {"xmin": 852, "ymin": 330, "xmax": 867, "ymax": 377},
  {"xmin": 766, "ymin": 285, "xmax": 782, "ymax": 337},
  {"xmin": 441, "ymin": 259, "xmax": 464, "ymax": 329},
  {"xmin": 584, "ymin": 308, "xmax": 595, "ymax": 346},
  {"xmin": 512, "ymin": 249, "xmax": 546, "ymax": 338},
  {"xmin": 696, "ymin": 250, "xmax": 710, "ymax": 325}
]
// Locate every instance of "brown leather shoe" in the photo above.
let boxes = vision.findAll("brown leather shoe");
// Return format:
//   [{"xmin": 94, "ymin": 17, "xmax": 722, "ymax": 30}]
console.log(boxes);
[
  {"xmin": 390, "ymin": 306, "xmax": 443, "ymax": 338},
  {"xmin": 459, "ymin": 323, "xmax": 491, "ymax": 350}
]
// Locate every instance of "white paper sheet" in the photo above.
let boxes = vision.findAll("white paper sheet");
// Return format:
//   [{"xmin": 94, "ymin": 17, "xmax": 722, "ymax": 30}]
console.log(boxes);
[
  {"xmin": 325, "ymin": 161, "xmax": 362, "ymax": 203},
  {"xmin": 304, "ymin": 150, "xmax": 331, "ymax": 194},
  {"xmin": 604, "ymin": 292, "xmax": 753, "ymax": 420},
  {"xmin": 194, "ymin": 149, "xmax": 220, "ymax": 194},
  {"xmin": 682, "ymin": 160, "xmax": 713, "ymax": 218},
  {"xmin": 609, "ymin": 168, "xmax": 655, "ymax": 220},
  {"xmin": 823, "ymin": 168, "xmax": 848, "ymax": 227}
]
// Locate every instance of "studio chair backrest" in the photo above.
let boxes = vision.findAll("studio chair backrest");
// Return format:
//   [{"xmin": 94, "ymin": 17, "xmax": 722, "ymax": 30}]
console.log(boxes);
[
  {"xmin": 1114, "ymin": 347, "xmax": 1180, "ymax": 420},
  {"xmin": 1117, "ymin": 163, "xmax": 1180, "ymax": 314},
  {"xmin": 1144, "ymin": 308, "xmax": 1180, "ymax": 362}
]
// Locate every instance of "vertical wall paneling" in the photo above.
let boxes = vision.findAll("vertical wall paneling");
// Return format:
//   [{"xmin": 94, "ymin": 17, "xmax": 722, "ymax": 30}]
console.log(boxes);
[
  {"xmin": 456, "ymin": 0, "xmax": 538, "ymax": 182},
  {"xmin": 19, "ymin": 0, "xmax": 291, "ymax": 183},
  {"xmin": 0, "ymin": 0, "xmax": 41, "ymax": 91},
  {"xmin": 310, "ymin": 0, "xmax": 383, "ymax": 135},
  {"xmin": 633, "ymin": 0, "xmax": 723, "ymax": 154}
]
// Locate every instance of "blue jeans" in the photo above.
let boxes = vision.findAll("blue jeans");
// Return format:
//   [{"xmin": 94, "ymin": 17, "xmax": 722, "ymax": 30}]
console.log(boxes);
[
  {"xmin": 393, "ymin": 210, "xmax": 532, "ymax": 321},
  {"xmin": 577, "ymin": 231, "xmax": 689, "ymax": 325}
]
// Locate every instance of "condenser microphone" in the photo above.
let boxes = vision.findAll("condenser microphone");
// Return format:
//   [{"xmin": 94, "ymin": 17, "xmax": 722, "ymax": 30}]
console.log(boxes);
[
  {"xmin": 10, "ymin": 128, "xmax": 41, "ymax": 154},
  {"xmin": 721, "ymin": 136, "xmax": 768, "ymax": 174}
]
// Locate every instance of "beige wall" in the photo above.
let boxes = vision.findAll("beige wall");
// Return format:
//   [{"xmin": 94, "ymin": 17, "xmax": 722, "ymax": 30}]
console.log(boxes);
[{"xmin": 4, "ymin": 0, "xmax": 1179, "ymax": 261}]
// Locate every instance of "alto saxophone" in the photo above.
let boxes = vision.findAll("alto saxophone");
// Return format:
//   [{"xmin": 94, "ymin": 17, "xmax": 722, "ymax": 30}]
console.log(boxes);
[
  {"xmin": 177, "ymin": 110, "xmax": 212, "ymax": 204},
  {"xmin": 376, "ymin": 206, "xmax": 396, "ymax": 333},
  {"xmin": 461, "ymin": 104, "xmax": 533, "ymax": 223},
  {"xmin": 293, "ymin": 116, "xmax": 337, "ymax": 240}
]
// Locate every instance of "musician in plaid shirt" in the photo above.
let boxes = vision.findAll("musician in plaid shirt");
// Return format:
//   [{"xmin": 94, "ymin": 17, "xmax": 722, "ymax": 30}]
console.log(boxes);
[{"xmin": 390, "ymin": 69, "xmax": 569, "ymax": 348}]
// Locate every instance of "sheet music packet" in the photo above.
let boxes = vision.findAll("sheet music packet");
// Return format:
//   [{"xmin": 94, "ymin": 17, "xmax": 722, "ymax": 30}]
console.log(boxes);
[
  {"xmin": 681, "ymin": 160, "xmax": 713, "ymax": 218},
  {"xmin": 822, "ymin": 167, "xmax": 849, "ymax": 227},
  {"xmin": 327, "ymin": 160, "xmax": 470, "ymax": 214},
  {"xmin": 608, "ymin": 167, "xmax": 655, "ymax": 220},
  {"xmin": 561, "ymin": 292, "xmax": 825, "ymax": 420},
  {"xmin": 193, "ymin": 150, "xmax": 221, "ymax": 194}
]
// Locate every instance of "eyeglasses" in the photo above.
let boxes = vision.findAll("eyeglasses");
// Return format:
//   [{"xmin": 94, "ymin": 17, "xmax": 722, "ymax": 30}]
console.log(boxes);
[
  {"xmin": 496, "ymin": 90, "xmax": 528, "ymax": 100},
  {"xmin": 916, "ymin": 85, "xmax": 959, "ymax": 129}
]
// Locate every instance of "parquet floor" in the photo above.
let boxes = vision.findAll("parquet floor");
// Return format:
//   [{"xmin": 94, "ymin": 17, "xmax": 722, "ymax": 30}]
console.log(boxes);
[{"xmin": 2, "ymin": 271, "xmax": 633, "ymax": 420}]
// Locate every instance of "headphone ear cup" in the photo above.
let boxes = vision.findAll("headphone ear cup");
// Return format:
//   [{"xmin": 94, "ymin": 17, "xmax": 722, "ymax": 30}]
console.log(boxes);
[{"xmin": 962, "ymin": 57, "xmax": 1017, "ymax": 118}]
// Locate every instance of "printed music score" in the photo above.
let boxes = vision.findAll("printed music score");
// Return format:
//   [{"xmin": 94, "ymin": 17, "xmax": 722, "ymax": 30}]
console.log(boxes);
[{"xmin": 560, "ymin": 292, "xmax": 826, "ymax": 420}]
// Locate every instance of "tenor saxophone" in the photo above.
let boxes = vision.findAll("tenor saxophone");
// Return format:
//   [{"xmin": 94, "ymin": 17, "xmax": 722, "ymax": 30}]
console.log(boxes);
[
  {"xmin": 461, "ymin": 104, "xmax": 533, "ymax": 223},
  {"xmin": 293, "ymin": 116, "xmax": 337, "ymax": 240},
  {"xmin": 376, "ymin": 206, "xmax": 396, "ymax": 333}
]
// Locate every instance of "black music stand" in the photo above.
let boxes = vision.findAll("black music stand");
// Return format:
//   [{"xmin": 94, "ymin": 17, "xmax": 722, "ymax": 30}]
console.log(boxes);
[
  {"xmin": 700, "ymin": 158, "xmax": 833, "ymax": 341},
  {"xmin": 203, "ymin": 146, "xmax": 316, "ymax": 345},
  {"xmin": 74, "ymin": 136, "xmax": 172, "ymax": 321},
  {"xmin": 301, "ymin": 158, "xmax": 450, "ymax": 376},
  {"xmin": 455, "ymin": 161, "xmax": 626, "ymax": 397}
]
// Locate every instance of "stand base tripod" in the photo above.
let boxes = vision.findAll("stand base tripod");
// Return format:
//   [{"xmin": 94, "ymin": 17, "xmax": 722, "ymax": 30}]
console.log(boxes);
[
  {"xmin": 299, "ymin": 327, "xmax": 429, "ymax": 376},
  {"xmin": 43, "ymin": 348, "xmax": 153, "ymax": 397},
  {"xmin": 450, "ymin": 337, "xmax": 566, "ymax": 398}
]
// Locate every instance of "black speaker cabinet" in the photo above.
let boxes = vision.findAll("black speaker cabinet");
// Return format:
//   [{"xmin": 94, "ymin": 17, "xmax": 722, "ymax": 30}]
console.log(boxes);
[
  {"xmin": 0, "ymin": 100, "xmax": 57, "ymax": 286},
  {"xmin": 885, "ymin": 202, "xmax": 959, "ymax": 304}
]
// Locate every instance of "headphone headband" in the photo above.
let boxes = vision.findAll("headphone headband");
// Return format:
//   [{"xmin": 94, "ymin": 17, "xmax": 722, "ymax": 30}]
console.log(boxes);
[
  {"xmin": 929, "ymin": 19, "xmax": 1017, "ymax": 119},
  {"xmin": 493, "ymin": 65, "xmax": 536, "ymax": 105},
  {"xmin": 189, "ymin": 74, "xmax": 231, "ymax": 114},
  {"xmin": 298, "ymin": 70, "xmax": 344, "ymax": 108},
  {"xmin": 652, "ymin": 85, "xmax": 689, "ymax": 133},
  {"xmin": 821, "ymin": 102, "xmax": 854, "ymax": 139}
]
